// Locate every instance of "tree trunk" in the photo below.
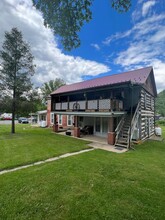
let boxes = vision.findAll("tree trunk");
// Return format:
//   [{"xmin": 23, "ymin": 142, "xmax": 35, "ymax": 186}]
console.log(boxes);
[{"xmin": 11, "ymin": 97, "xmax": 15, "ymax": 134}]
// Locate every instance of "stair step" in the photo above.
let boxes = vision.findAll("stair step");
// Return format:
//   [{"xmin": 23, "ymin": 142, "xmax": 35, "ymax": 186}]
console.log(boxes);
[
  {"xmin": 118, "ymin": 137, "xmax": 128, "ymax": 141},
  {"xmin": 121, "ymin": 133, "xmax": 129, "ymax": 136},
  {"xmin": 121, "ymin": 132, "xmax": 129, "ymax": 135},
  {"xmin": 122, "ymin": 128, "xmax": 129, "ymax": 131},
  {"xmin": 117, "ymin": 140, "xmax": 128, "ymax": 144},
  {"xmin": 115, "ymin": 143, "xmax": 128, "ymax": 148},
  {"xmin": 123, "ymin": 124, "xmax": 130, "ymax": 127}
]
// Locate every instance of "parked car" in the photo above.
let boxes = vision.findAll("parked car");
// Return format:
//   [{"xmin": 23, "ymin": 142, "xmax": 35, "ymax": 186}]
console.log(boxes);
[
  {"xmin": 0, "ymin": 113, "xmax": 12, "ymax": 120},
  {"xmin": 18, "ymin": 117, "xmax": 29, "ymax": 124}
]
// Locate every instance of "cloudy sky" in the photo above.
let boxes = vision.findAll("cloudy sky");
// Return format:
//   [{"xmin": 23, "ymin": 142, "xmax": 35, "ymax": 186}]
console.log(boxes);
[{"xmin": 0, "ymin": 0, "xmax": 165, "ymax": 92}]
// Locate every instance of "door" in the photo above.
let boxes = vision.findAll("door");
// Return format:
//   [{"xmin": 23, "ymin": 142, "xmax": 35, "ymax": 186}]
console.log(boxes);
[
  {"xmin": 94, "ymin": 117, "xmax": 109, "ymax": 137},
  {"xmin": 102, "ymin": 117, "xmax": 108, "ymax": 135}
]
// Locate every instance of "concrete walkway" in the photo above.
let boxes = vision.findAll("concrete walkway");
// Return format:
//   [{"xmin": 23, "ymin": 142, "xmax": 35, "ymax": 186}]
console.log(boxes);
[
  {"xmin": 0, "ymin": 148, "xmax": 94, "ymax": 176},
  {"xmin": 87, "ymin": 142, "xmax": 128, "ymax": 153}
]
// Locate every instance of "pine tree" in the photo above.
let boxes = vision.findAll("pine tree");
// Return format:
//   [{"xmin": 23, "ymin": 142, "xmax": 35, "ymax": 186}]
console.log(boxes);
[{"xmin": 0, "ymin": 28, "xmax": 35, "ymax": 133}]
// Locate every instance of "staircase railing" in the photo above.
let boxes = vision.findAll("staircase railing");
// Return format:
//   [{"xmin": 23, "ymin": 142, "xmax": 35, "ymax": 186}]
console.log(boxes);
[
  {"xmin": 127, "ymin": 127, "xmax": 131, "ymax": 149},
  {"xmin": 115, "ymin": 114, "xmax": 126, "ymax": 145},
  {"xmin": 131, "ymin": 101, "xmax": 140, "ymax": 139},
  {"xmin": 128, "ymin": 101, "xmax": 140, "ymax": 148}
]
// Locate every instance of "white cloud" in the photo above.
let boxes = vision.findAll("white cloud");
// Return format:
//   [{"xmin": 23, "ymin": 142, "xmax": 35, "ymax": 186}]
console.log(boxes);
[
  {"xmin": 91, "ymin": 43, "xmax": 100, "ymax": 51},
  {"xmin": 114, "ymin": 14, "xmax": 165, "ymax": 92},
  {"xmin": 0, "ymin": 0, "xmax": 110, "ymax": 86},
  {"xmin": 103, "ymin": 1, "xmax": 165, "ymax": 92},
  {"xmin": 102, "ymin": 30, "xmax": 131, "ymax": 46},
  {"xmin": 142, "ymin": 1, "xmax": 156, "ymax": 17},
  {"xmin": 152, "ymin": 60, "xmax": 165, "ymax": 93}
]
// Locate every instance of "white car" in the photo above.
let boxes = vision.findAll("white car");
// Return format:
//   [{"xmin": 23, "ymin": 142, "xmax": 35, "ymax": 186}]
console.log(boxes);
[{"xmin": 18, "ymin": 117, "xmax": 29, "ymax": 124}]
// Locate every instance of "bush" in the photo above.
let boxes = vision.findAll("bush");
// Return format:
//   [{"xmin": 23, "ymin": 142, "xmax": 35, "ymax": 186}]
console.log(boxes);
[{"xmin": 156, "ymin": 120, "xmax": 165, "ymax": 126}]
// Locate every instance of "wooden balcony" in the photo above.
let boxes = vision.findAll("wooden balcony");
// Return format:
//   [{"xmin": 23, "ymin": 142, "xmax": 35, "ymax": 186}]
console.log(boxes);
[{"xmin": 52, "ymin": 99, "xmax": 123, "ymax": 112}]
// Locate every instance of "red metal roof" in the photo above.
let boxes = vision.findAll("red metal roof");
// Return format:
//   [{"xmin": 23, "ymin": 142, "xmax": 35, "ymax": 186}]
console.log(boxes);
[{"xmin": 51, "ymin": 66, "xmax": 153, "ymax": 95}]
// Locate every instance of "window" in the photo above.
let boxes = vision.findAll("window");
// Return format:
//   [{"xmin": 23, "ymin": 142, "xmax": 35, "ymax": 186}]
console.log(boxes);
[
  {"xmin": 102, "ymin": 117, "xmax": 108, "ymax": 133},
  {"xmin": 51, "ymin": 113, "xmax": 54, "ymax": 124},
  {"xmin": 67, "ymin": 115, "xmax": 73, "ymax": 126},
  {"xmin": 58, "ymin": 115, "xmax": 62, "ymax": 125},
  {"xmin": 41, "ymin": 115, "xmax": 46, "ymax": 121}
]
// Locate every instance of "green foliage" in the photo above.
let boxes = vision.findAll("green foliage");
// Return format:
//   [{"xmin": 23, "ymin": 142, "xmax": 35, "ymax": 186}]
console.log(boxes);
[
  {"xmin": 156, "ymin": 120, "xmax": 165, "ymax": 126},
  {"xmin": 0, "ymin": 89, "xmax": 45, "ymax": 117},
  {"xmin": 41, "ymin": 78, "xmax": 65, "ymax": 103},
  {"xmin": 0, "ymin": 96, "xmax": 12, "ymax": 113},
  {"xmin": 112, "ymin": 0, "xmax": 131, "ymax": 12},
  {"xmin": 32, "ymin": 0, "xmax": 131, "ymax": 50},
  {"xmin": 155, "ymin": 90, "xmax": 165, "ymax": 116},
  {"xmin": 0, "ymin": 28, "xmax": 35, "ymax": 133},
  {"xmin": 17, "ymin": 89, "xmax": 45, "ymax": 116}
]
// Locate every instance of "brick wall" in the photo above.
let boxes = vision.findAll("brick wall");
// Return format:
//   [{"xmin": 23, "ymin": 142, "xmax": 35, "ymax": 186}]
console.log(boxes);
[{"xmin": 47, "ymin": 97, "xmax": 51, "ymax": 127}]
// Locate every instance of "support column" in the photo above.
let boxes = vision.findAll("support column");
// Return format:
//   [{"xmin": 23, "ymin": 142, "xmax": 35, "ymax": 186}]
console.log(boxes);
[
  {"xmin": 74, "ymin": 116, "xmax": 80, "ymax": 137},
  {"xmin": 107, "ymin": 117, "xmax": 115, "ymax": 145},
  {"xmin": 53, "ymin": 114, "xmax": 58, "ymax": 132},
  {"xmin": 47, "ymin": 96, "xmax": 51, "ymax": 127}
]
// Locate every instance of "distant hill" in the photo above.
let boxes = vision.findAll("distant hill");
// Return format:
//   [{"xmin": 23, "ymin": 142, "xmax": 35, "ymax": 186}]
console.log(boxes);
[{"xmin": 155, "ymin": 90, "xmax": 165, "ymax": 116}]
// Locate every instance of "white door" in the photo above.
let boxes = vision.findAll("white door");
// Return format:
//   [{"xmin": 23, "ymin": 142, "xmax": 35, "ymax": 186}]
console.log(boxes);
[{"xmin": 94, "ymin": 117, "xmax": 109, "ymax": 137}]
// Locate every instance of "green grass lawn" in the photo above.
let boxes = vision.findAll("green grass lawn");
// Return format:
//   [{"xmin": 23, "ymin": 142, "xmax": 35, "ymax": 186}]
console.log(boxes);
[
  {"xmin": 0, "ymin": 125, "xmax": 164, "ymax": 219},
  {"xmin": 0, "ymin": 124, "xmax": 90, "ymax": 170}
]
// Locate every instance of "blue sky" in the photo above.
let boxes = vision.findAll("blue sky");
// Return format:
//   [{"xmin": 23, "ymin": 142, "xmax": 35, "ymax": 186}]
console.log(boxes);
[
  {"xmin": 67, "ymin": 0, "xmax": 165, "ymax": 91},
  {"xmin": 0, "ymin": 0, "xmax": 165, "ymax": 92}
]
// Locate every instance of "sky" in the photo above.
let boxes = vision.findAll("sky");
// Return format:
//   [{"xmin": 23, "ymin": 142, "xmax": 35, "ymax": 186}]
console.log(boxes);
[{"xmin": 0, "ymin": 0, "xmax": 165, "ymax": 92}]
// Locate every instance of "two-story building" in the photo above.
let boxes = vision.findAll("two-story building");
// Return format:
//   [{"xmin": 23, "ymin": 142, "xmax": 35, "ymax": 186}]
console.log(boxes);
[{"xmin": 50, "ymin": 66, "xmax": 157, "ymax": 148}]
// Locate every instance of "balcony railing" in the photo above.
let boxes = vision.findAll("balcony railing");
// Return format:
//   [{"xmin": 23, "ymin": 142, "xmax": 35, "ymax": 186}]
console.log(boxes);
[{"xmin": 53, "ymin": 99, "xmax": 123, "ymax": 112}]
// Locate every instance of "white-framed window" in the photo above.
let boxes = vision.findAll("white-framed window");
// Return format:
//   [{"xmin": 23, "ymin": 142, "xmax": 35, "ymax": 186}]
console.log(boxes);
[
  {"xmin": 51, "ymin": 113, "xmax": 54, "ymax": 124},
  {"xmin": 58, "ymin": 114, "xmax": 62, "ymax": 125},
  {"xmin": 41, "ymin": 114, "xmax": 46, "ymax": 121},
  {"xmin": 67, "ymin": 115, "xmax": 73, "ymax": 126}
]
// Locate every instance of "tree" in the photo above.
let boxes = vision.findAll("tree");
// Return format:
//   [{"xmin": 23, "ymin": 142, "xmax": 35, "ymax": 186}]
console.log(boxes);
[
  {"xmin": 0, "ymin": 95, "xmax": 12, "ymax": 113},
  {"xmin": 41, "ymin": 78, "xmax": 65, "ymax": 103},
  {"xmin": 0, "ymin": 89, "xmax": 45, "ymax": 117},
  {"xmin": 155, "ymin": 90, "xmax": 165, "ymax": 116},
  {"xmin": 0, "ymin": 28, "xmax": 35, "ymax": 133},
  {"xmin": 16, "ymin": 88, "xmax": 45, "ymax": 116},
  {"xmin": 32, "ymin": 0, "xmax": 131, "ymax": 51}
]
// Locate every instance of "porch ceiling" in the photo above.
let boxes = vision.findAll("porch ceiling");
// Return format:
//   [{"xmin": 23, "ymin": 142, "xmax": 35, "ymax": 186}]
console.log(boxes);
[{"xmin": 52, "ymin": 111, "xmax": 126, "ymax": 117}]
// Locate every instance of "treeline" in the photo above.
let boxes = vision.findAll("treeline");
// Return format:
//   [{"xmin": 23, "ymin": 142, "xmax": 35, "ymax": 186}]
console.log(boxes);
[{"xmin": 155, "ymin": 90, "xmax": 165, "ymax": 117}]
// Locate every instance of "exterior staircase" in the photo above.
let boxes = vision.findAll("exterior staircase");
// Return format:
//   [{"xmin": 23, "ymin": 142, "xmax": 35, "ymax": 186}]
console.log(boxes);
[
  {"xmin": 115, "ymin": 114, "xmax": 132, "ymax": 148},
  {"xmin": 115, "ymin": 102, "xmax": 140, "ymax": 149}
]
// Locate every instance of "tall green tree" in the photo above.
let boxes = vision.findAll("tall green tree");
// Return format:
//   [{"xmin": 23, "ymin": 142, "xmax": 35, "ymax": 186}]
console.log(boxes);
[
  {"xmin": 41, "ymin": 78, "xmax": 65, "ymax": 103},
  {"xmin": 0, "ymin": 28, "xmax": 35, "ymax": 133},
  {"xmin": 32, "ymin": 0, "xmax": 131, "ymax": 51}
]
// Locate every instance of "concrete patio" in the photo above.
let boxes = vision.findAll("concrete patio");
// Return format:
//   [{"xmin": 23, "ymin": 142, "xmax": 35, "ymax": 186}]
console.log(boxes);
[{"xmin": 57, "ymin": 131, "xmax": 128, "ymax": 153}]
